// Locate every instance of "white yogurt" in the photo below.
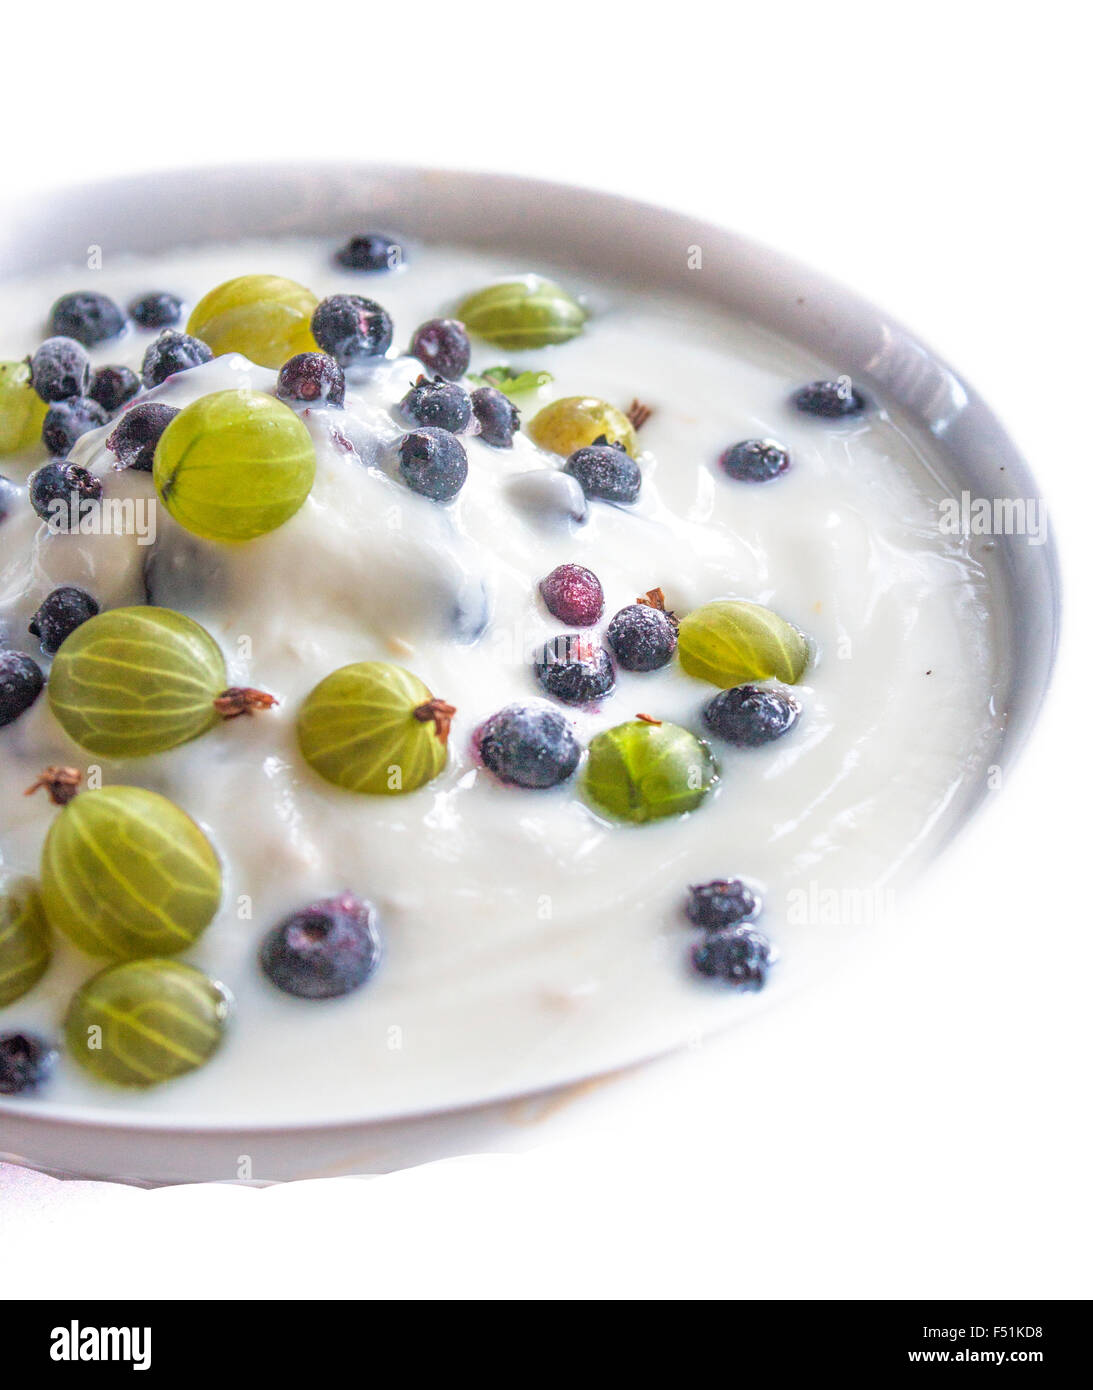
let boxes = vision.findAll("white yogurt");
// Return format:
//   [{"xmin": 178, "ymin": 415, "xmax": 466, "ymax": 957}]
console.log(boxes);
[{"xmin": 0, "ymin": 239, "xmax": 1007, "ymax": 1123}]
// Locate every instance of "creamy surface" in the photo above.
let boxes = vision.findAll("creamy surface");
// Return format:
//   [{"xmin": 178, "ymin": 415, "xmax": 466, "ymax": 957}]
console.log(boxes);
[{"xmin": 0, "ymin": 239, "xmax": 1007, "ymax": 1123}]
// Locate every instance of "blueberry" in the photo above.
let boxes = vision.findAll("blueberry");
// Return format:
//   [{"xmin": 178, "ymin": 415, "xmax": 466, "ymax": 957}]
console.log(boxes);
[
  {"xmin": 106, "ymin": 402, "xmax": 180, "ymax": 472},
  {"xmin": 0, "ymin": 474, "xmax": 18, "ymax": 524},
  {"xmin": 686, "ymin": 879, "xmax": 760, "ymax": 931},
  {"xmin": 792, "ymin": 377, "xmax": 867, "ymax": 418},
  {"xmin": 409, "ymin": 318, "xmax": 470, "ymax": 380},
  {"xmin": 88, "ymin": 365, "xmax": 141, "ymax": 414},
  {"xmin": 719, "ymin": 438, "xmax": 790, "ymax": 483},
  {"xmin": 564, "ymin": 437, "xmax": 641, "ymax": 504},
  {"xmin": 534, "ymin": 634, "xmax": 615, "ymax": 706},
  {"xmin": 276, "ymin": 352, "xmax": 346, "ymax": 409},
  {"xmin": 128, "ymin": 291, "xmax": 183, "ymax": 329},
  {"xmin": 0, "ymin": 651, "xmax": 45, "ymax": 727},
  {"xmin": 471, "ymin": 386, "xmax": 520, "ymax": 448},
  {"xmin": 42, "ymin": 397, "xmax": 109, "ymax": 456},
  {"xmin": 28, "ymin": 460, "xmax": 102, "ymax": 529},
  {"xmin": 311, "ymin": 295, "xmax": 394, "ymax": 367},
  {"xmin": 28, "ymin": 585, "xmax": 100, "ymax": 654},
  {"xmin": 29, "ymin": 337, "xmax": 91, "ymax": 402},
  {"xmin": 335, "ymin": 233, "xmax": 402, "ymax": 271},
  {"xmin": 539, "ymin": 563, "xmax": 603, "ymax": 626},
  {"xmin": 398, "ymin": 428, "xmax": 468, "ymax": 502},
  {"xmin": 49, "ymin": 291, "xmax": 126, "ymax": 347},
  {"xmin": 478, "ymin": 703, "xmax": 581, "ymax": 789},
  {"xmin": 703, "ymin": 683, "xmax": 801, "ymax": 748},
  {"xmin": 605, "ymin": 603, "xmax": 677, "ymax": 671},
  {"xmin": 0, "ymin": 1032, "xmax": 58, "ymax": 1094},
  {"xmin": 141, "ymin": 330, "xmax": 213, "ymax": 388},
  {"xmin": 260, "ymin": 893, "xmax": 380, "ymax": 999},
  {"xmin": 691, "ymin": 926, "xmax": 774, "ymax": 990},
  {"xmin": 399, "ymin": 375, "xmax": 471, "ymax": 432}
]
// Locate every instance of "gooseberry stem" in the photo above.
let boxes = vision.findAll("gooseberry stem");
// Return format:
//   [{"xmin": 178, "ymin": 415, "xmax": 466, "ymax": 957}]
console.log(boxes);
[
  {"xmin": 627, "ymin": 398, "xmax": 653, "ymax": 430},
  {"xmin": 25, "ymin": 766, "xmax": 82, "ymax": 806},
  {"xmin": 214, "ymin": 687, "xmax": 279, "ymax": 719},
  {"xmin": 413, "ymin": 698, "xmax": 457, "ymax": 746},
  {"xmin": 638, "ymin": 587, "xmax": 679, "ymax": 627},
  {"xmin": 636, "ymin": 713, "xmax": 663, "ymax": 726}
]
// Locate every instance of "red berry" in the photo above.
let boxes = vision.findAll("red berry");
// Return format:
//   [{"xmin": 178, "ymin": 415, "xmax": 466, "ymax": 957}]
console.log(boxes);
[{"xmin": 538, "ymin": 563, "xmax": 603, "ymax": 626}]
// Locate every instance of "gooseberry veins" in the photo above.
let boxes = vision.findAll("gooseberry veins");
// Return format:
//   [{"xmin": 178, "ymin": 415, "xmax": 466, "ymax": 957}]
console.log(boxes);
[
  {"xmin": 298, "ymin": 661, "xmax": 454, "ymax": 795},
  {"xmin": 457, "ymin": 277, "xmax": 586, "ymax": 350},
  {"xmin": 0, "ymin": 877, "xmax": 51, "ymax": 1007},
  {"xmin": 582, "ymin": 719, "xmax": 717, "ymax": 824},
  {"xmin": 40, "ymin": 786, "xmax": 222, "ymax": 960},
  {"xmin": 677, "ymin": 600, "xmax": 809, "ymax": 689},
  {"xmin": 154, "ymin": 390, "xmax": 316, "ymax": 542},
  {"xmin": 186, "ymin": 274, "xmax": 319, "ymax": 369}
]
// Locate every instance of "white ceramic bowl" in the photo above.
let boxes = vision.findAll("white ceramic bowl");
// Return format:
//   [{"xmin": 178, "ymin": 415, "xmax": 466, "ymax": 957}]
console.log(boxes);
[{"xmin": 0, "ymin": 166, "xmax": 1061, "ymax": 1182}]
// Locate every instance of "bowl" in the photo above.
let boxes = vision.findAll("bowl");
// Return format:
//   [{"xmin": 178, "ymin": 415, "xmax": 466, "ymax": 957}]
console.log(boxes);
[{"xmin": 0, "ymin": 165, "xmax": 1061, "ymax": 1182}]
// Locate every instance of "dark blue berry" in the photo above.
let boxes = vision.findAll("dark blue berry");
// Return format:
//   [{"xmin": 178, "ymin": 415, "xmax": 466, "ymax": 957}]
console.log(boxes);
[
  {"xmin": 564, "ymin": 438, "xmax": 641, "ymax": 504},
  {"xmin": 29, "ymin": 337, "xmax": 90, "ymax": 402},
  {"xmin": 311, "ymin": 295, "xmax": 394, "ymax": 367},
  {"xmin": 686, "ymin": 879, "xmax": 760, "ymax": 931},
  {"xmin": 534, "ymin": 634, "xmax": 615, "ymax": 706},
  {"xmin": 399, "ymin": 376, "xmax": 471, "ymax": 432},
  {"xmin": 0, "ymin": 651, "xmax": 45, "ymax": 727},
  {"xmin": 703, "ymin": 684, "xmax": 800, "ymax": 748},
  {"xmin": 409, "ymin": 318, "xmax": 470, "ymax": 380},
  {"xmin": 398, "ymin": 428, "xmax": 468, "ymax": 502},
  {"xmin": 792, "ymin": 377, "xmax": 866, "ymax": 418},
  {"xmin": 49, "ymin": 291, "xmax": 125, "ymax": 347},
  {"xmin": 28, "ymin": 461, "xmax": 102, "ymax": 529},
  {"xmin": 28, "ymin": 586, "xmax": 100, "ymax": 654},
  {"xmin": 88, "ymin": 365, "xmax": 141, "ymax": 414},
  {"xmin": 141, "ymin": 330, "xmax": 213, "ymax": 388},
  {"xmin": 471, "ymin": 386, "xmax": 519, "ymax": 448},
  {"xmin": 0, "ymin": 475, "xmax": 18, "ymax": 524},
  {"xmin": 539, "ymin": 563, "xmax": 603, "ymax": 626},
  {"xmin": 335, "ymin": 233, "xmax": 402, "ymax": 271},
  {"xmin": 691, "ymin": 926, "xmax": 774, "ymax": 989},
  {"xmin": 106, "ymin": 402, "xmax": 180, "ymax": 472},
  {"xmin": 478, "ymin": 703, "xmax": 581, "ymax": 789},
  {"xmin": 605, "ymin": 602, "xmax": 677, "ymax": 671},
  {"xmin": 277, "ymin": 352, "xmax": 345, "ymax": 408},
  {"xmin": 719, "ymin": 438, "xmax": 790, "ymax": 483},
  {"xmin": 260, "ymin": 893, "xmax": 380, "ymax": 999},
  {"xmin": 128, "ymin": 291, "xmax": 183, "ymax": 329},
  {"xmin": 0, "ymin": 1032, "xmax": 58, "ymax": 1094},
  {"xmin": 42, "ymin": 397, "xmax": 109, "ymax": 456}
]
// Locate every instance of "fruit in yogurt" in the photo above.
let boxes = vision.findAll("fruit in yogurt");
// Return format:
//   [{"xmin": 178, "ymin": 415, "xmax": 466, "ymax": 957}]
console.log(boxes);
[
  {"xmin": 0, "ymin": 361, "xmax": 47, "ymax": 452},
  {"xmin": 539, "ymin": 564, "xmax": 603, "ymax": 626},
  {"xmin": 106, "ymin": 402, "xmax": 180, "ymax": 472},
  {"xmin": 49, "ymin": 291, "xmax": 125, "ymax": 347},
  {"xmin": 606, "ymin": 598, "xmax": 678, "ymax": 672},
  {"xmin": 477, "ymin": 703, "xmax": 581, "ymax": 790},
  {"xmin": 28, "ymin": 338, "xmax": 90, "ymax": 403},
  {"xmin": 187, "ymin": 274, "xmax": 319, "ymax": 370},
  {"xmin": 141, "ymin": 329, "xmax": 213, "ymax": 388},
  {"xmin": 534, "ymin": 634, "xmax": 616, "ymax": 706},
  {"xmin": 564, "ymin": 439, "xmax": 642, "ymax": 504},
  {"xmin": 0, "ymin": 651, "xmax": 44, "ymax": 727},
  {"xmin": 259, "ymin": 893, "xmax": 380, "ymax": 999},
  {"xmin": 792, "ymin": 376, "xmax": 867, "ymax": 418},
  {"xmin": 458, "ymin": 277, "xmax": 586, "ymax": 350},
  {"xmin": 470, "ymin": 386, "xmax": 519, "ymax": 447},
  {"xmin": 685, "ymin": 879, "xmax": 760, "ymax": 930},
  {"xmin": 408, "ymin": 318, "xmax": 470, "ymax": 380},
  {"xmin": 42, "ymin": 396, "xmax": 109, "ymax": 455},
  {"xmin": 582, "ymin": 719, "xmax": 717, "ymax": 824},
  {"xmin": 311, "ymin": 294, "xmax": 394, "ymax": 367},
  {"xmin": 297, "ymin": 661, "xmax": 454, "ymax": 795},
  {"xmin": 528, "ymin": 396, "xmax": 637, "ymax": 458},
  {"xmin": 719, "ymin": 438, "xmax": 790, "ymax": 483},
  {"xmin": 276, "ymin": 352, "xmax": 345, "ymax": 408},
  {"xmin": 397, "ymin": 427, "xmax": 468, "ymax": 502},
  {"xmin": 64, "ymin": 958, "xmax": 231, "ymax": 1087},
  {"xmin": 47, "ymin": 606, "xmax": 260, "ymax": 758},
  {"xmin": 399, "ymin": 376, "xmax": 472, "ymax": 433},
  {"xmin": 153, "ymin": 389, "xmax": 316, "ymax": 542},
  {"xmin": 678, "ymin": 600, "xmax": 808, "ymax": 689},
  {"xmin": 0, "ymin": 1032, "xmax": 57, "ymax": 1095},
  {"xmin": 28, "ymin": 586, "xmax": 99, "ymax": 655},
  {"xmin": 691, "ymin": 925, "xmax": 774, "ymax": 989},
  {"xmin": 88, "ymin": 364, "xmax": 140, "ymax": 413},
  {"xmin": 129, "ymin": 291, "xmax": 183, "ymax": 329},
  {"xmin": 28, "ymin": 461, "xmax": 101, "ymax": 529},
  {"xmin": 40, "ymin": 786, "xmax": 222, "ymax": 960},
  {"xmin": 703, "ymin": 683, "xmax": 801, "ymax": 747},
  {"xmin": 0, "ymin": 877, "xmax": 51, "ymax": 1007},
  {"xmin": 336, "ymin": 234, "xmax": 403, "ymax": 272}
]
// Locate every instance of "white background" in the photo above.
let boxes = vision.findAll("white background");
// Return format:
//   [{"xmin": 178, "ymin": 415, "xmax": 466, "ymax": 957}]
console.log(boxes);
[{"xmin": 1, "ymin": 0, "xmax": 1091, "ymax": 1298}]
